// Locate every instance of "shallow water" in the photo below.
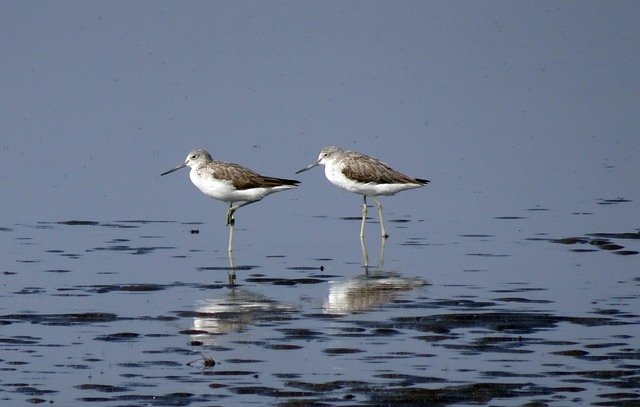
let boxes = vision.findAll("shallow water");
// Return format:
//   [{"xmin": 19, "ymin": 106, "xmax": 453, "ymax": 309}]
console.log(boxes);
[{"xmin": 1, "ymin": 208, "xmax": 638, "ymax": 406}]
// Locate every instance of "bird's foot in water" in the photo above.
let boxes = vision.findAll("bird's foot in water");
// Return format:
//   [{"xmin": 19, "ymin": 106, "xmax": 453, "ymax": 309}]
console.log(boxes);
[{"xmin": 226, "ymin": 209, "xmax": 236, "ymax": 226}]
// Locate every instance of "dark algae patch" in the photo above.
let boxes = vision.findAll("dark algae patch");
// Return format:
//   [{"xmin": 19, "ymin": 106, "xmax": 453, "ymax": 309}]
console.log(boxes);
[{"xmin": 543, "ymin": 231, "xmax": 639, "ymax": 255}]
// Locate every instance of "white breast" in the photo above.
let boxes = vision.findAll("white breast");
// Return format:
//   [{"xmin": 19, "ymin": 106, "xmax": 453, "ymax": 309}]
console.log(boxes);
[{"xmin": 190, "ymin": 170, "xmax": 237, "ymax": 202}]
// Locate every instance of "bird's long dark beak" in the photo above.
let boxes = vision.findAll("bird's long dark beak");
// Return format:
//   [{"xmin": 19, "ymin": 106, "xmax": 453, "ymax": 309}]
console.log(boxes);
[
  {"xmin": 295, "ymin": 160, "xmax": 320, "ymax": 174},
  {"xmin": 161, "ymin": 162, "xmax": 187, "ymax": 176}
]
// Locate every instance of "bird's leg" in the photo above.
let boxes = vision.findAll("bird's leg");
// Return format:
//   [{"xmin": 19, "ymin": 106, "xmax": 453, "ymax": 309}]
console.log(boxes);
[
  {"xmin": 226, "ymin": 200, "xmax": 259, "ymax": 226},
  {"xmin": 225, "ymin": 203, "xmax": 236, "ymax": 226},
  {"xmin": 226, "ymin": 200, "xmax": 260, "ymax": 252},
  {"xmin": 227, "ymin": 203, "xmax": 235, "ymax": 253},
  {"xmin": 228, "ymin": 220, "xmax": 234, "ymax": 252},
  {"xmin": 372, "ymin": 198, "xmax": 388, "ymax": 239},
  {"xmin": 360, "ymin": 196, "xmax": 368, "ymax": 238}
]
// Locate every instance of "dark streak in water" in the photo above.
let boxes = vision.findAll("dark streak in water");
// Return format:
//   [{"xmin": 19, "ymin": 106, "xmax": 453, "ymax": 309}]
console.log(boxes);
[
  {"xmin": 116, "ymin": 220, "xmax": 178, "ymax": 224},
  {"xmin": 389, "ymin": 218, "xmax": 411, "ymax": 223},
  {"xmin": 388, "ymin": 312, "xmax": 625, "ymax": 335},
  {"xmin": 98, "ymin": 223, "xmax": 141, "ymax": 229},
  {"xmin": 198, "ymin": 265, "xmax": 257, "ymax": 271},
  {"xmin": 467, "ymin": 253, "xmax": 510, "ymax": 257},
  {"xmin": 546, "ymin": 231, "xmax": 639, "ymax": 255},
  {"xmin": 95, "ymin": 332, "xmax": 141, "ymax": 342},
  {"xmin": 494, "ymin": 297, "xmax": 553, "ymax": 304},
  {"xmin": 82, "ymin": 284, "xmax": 168, "ymax": 294},
  {"xmin": 597, "ymin": 197, "xmax": 632, "ymax": 205},
  {"xmin": 341, "ymin": 216, "xmax": 368, "ymax": 221},
  {"xmin": 401, "ymin": 237, "xmax": 431, "ymax": 246},
  {"xmin": 245, "ymin": 277, "xmax": 326, "ymax": 285},
  {"xmin": 75, "ymin": 383, "xmax": 131, "ymax": 392},
  {"xmin": 0, "ymin": 337, "xmax": 39, "ymax": 345},
  {"xmin": 324, "ymin": 348, "xmax": 364, "ymax": 355},
  {"xmin": 56, "ymin": 220, "xmax": 100, "ymax": 226},
  {"xmin": 369, "ymin": 382, "xmax": 555, "ymax": 405},
  {"xmin": 90, "ymin": 245, "xmax": 174, "ymax": 255},
  {"xmin": 587, "ymin": 232, "xmax": 640, "ymax": 240},
  {"xmin": 2, "ymin": 312, "xmax": 121, "ymax": 325}
]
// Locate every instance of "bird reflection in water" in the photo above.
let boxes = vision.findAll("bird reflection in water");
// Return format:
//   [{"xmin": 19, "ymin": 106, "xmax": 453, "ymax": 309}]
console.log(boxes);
[
  {"xmin": 191, "ymin": 289, "xmax": 296, "ymax": 347},
  {"xmin": 323, "ymin": 271, "xmax": 427, "ymax": 315},
  {"xmin": 324, "ymin": 239, "xmax": 427, "ymax": 314}
]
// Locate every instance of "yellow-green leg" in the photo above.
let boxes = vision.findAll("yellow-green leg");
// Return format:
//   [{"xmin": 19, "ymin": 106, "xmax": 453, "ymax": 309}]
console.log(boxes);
[
  {"xmin": 225, "ymin": 200, "xmax": 259, "ymax": 252},
  {"xmin": 360, "ymin": 196, "xmax": 368, "ymax": 238},
  {"xmin": 372, "ymin": 198, "xmax": 388, "ymax": 239},
  {"xmin": 227, "ymin": 203, "xmax": 235, "ymax": 253}
]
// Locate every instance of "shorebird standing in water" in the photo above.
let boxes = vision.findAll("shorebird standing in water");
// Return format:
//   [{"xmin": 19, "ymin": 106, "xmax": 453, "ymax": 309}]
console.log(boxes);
[
  {"xmin": 162, "ymin": 149, "xmax": 299, "ymax": 252},
  {"xmin": 296, "ymin": 146, "xmax": 429, "ymax": 239}
]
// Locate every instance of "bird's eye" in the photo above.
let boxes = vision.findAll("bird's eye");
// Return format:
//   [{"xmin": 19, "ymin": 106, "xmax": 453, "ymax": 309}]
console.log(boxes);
[{"xmin": 191, "ymin": 155, "xmax": 197, "ymax": 159}]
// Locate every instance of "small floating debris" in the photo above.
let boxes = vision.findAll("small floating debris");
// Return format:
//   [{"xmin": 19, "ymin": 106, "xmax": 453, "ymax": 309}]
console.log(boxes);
[{"xmin": 187, "ymin": 354, "xmax": 216, "ymax": 369}]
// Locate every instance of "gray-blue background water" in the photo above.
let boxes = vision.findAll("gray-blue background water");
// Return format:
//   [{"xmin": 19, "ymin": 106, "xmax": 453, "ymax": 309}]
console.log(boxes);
[{"xmin": 2, "ymin": 1, "xmax": 639, "ymax": 405}]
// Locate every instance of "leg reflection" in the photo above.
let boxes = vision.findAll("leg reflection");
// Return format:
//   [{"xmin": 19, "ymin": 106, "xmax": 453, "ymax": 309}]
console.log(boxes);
[
  {"xmin": 378, "ymin": 235, "xmax": 387, "ymax": 268},
  {"xmin": 360, "ymin": 234, "xmax": 387, "ymax": 272},
  {"xmin": 227, "ymin": 250, "xmax": 236, "ymax": 285},
  {"xmin": 360, "ymin": 233, "xmax": 369, "ymax": 267}
]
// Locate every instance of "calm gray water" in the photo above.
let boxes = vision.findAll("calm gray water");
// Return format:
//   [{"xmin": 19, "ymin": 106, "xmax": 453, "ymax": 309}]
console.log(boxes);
[{"xmin": 2, "ymin": 1, "xmax": 639, "ymax": 405}]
